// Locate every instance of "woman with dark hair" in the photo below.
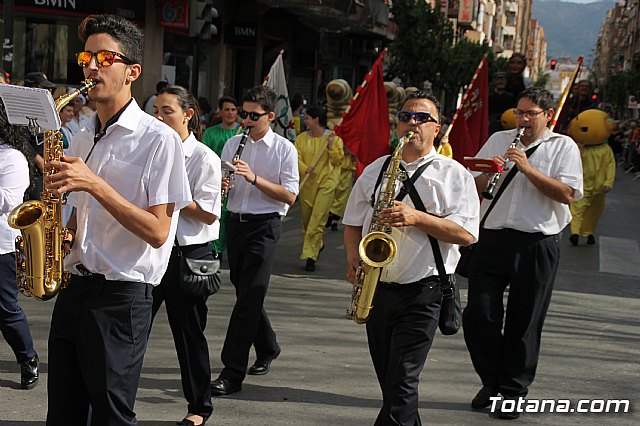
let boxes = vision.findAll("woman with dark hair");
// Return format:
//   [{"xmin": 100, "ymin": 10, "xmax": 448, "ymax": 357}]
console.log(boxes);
[
  {"xmin": 0, "ymin": 100, "xmax": 39, "ymax": 390},
  {"xmin": 151, "ymin": 85, "xmax": 221, "ymax": 426},
  {"xmin": 294, "ymin": 105, "xmax": 344, "ymax": 271}
]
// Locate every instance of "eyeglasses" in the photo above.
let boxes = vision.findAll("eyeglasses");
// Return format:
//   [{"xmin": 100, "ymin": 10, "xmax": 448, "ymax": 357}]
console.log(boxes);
[
  {"xmin": 76, "ymin": 50, "xmax": 135, "ymax": 68},
  {"xmin": 397, "ymin": 110, "xmax": 439, "ymax": 125},
  {"xmin": 239, "ymin": 110, "xmax": 269, "ymax": 121},
  {"xmin": 514, "ymin": 109, "xmax": 546, "ymax": 119}
]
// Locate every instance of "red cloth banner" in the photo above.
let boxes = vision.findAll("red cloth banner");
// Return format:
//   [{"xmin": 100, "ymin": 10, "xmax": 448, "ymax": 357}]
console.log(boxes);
[
  {"xmin": 334, "ymin": 49, "xmax": 390, "ymax": 176},
  {"xmin": 449, "ymin": 57, "xmax": 489, "ymax": 163}
]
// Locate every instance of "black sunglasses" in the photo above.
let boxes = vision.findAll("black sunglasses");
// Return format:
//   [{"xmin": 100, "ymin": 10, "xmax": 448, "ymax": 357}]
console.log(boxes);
[
  {"xmin": 239, "ymin": 110, "xmax": 269, "ymax": 121},
  {"xmin": 397, "ymin": 110, "xmax": 439, "ymax": 125}
]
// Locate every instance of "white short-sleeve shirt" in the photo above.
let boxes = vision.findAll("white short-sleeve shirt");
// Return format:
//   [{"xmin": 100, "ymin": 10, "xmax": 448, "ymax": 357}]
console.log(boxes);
[
  {"xmin": 64, "ymin": 100, "xmax": 192, "ymax": 285},
  {"xmin": 473, "ymin": 128, "xmax": 583, "ymax": 234},
  {"xmin": 176, "ymin": 132, "xmax": 222, "ymax": 245},
  {"xmin": 221, "ymin": 127, "xmax": 299, "ymax": 216},
  {"xmin": 343, "ymin": 148, "xmax": 480, "ymax": 284},
  {"xmin": 0, "ymin": 146, "xmax": 29, "ymax": 255}
]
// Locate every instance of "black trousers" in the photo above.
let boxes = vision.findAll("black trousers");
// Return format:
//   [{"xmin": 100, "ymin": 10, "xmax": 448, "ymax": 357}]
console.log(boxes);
[
  {"xmin": 0, "ymin": 252, "xmax": 37, "ymax": 363},
  {"xmin": 219, "ymin": 215, "xmax": 282, "ymax": 383},
  {"xmin": 47, "ymin": 274, "xmax": 153, "ymax": 426},
  {"xmin": 150, "ymin": 244, "xmax": 213, "ymax": 419},
  {"xmin": 366, "ymin": 280, "xmax": 442, "ymax": 426},
  {"xmin": 463, "ymin": 229, "xmax": 560, "ymax": 397}
]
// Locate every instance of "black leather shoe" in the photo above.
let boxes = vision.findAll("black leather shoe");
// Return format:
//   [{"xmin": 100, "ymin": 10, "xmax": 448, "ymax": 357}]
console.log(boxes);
[
  {"xmin": 471, "ymin": 385, "xmax": 498, "ymax": 409},
  {"xmin": 20, "ymin": 356, "xmax": 39, "ymax": 390},
  {"xmin": 569, "ymin": 234, "xmax": 579, "ymax": 246},
  {"xmin": 497, "ymin": 400, "xmax": 521, "ymax": 420},
  {"xmin": 305, "ymin": 258, "xmax": 315, "ymax": 272},
  {"xmin": 210, "ymin": 377, "xmax": 241, "ymax": 396},
  {"xmin": 587, "ymin": 234, "xmax": 596, "ymax": 245},
  {"xmin": 248, "ymin": 348, "xmax": 281, "ymax": 376}
]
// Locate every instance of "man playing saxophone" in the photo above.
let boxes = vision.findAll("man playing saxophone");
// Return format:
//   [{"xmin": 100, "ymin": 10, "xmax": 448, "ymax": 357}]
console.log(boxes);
[
  {"xmin": 343, "ymin": 91, "xmax": 479, "ymax": 425},
  {"xmin": 43, "ymin": 14, "xmax": 191, "ymax": 425}
]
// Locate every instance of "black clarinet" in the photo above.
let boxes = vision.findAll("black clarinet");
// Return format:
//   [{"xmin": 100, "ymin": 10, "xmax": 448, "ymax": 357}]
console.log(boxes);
[
  {"xmin": 221, "ymin": 126, "xmax": 251, "ymax": 201},
  {"xmin": 482, "ymin": 127, "xmax": 525, "ymax": 200}
]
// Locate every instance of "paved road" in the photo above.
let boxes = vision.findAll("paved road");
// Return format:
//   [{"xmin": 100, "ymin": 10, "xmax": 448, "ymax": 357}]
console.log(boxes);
[{"xmin": 1, "ymin": 166, "xmax": 639, "ymax": 425}]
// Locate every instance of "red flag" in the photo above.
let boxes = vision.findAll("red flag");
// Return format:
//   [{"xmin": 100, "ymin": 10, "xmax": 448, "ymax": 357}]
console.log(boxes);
[
  {"xmin": 448, "ymin": 57, "xmax": 489, "ymax": 162},
  {"xmin": 334, "ymin": 49, "xmax": 390, "ymax": 176}
]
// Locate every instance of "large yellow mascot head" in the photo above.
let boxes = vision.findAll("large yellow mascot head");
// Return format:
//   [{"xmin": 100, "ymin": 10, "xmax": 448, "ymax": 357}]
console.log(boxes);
[
  {"xmin": 501, "ymin": 108, "xmax": 517, "ymax": 130},
  {"xmin": 567, "ymin": 109, "xmax": 616, "ymax": 146}
]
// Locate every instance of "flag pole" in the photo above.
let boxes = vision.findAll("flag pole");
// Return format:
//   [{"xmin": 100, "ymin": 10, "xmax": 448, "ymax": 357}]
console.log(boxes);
[
  {"xmin": 300, "ymin": 48, "xmax": 388, "ymax": 191},
  {"xmin": 549, "ymin": 56, "xmax": 583, "ymax": 131}
]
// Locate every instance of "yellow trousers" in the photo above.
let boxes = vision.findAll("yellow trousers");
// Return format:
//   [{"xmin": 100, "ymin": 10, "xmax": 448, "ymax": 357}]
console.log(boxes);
[
  {"xmin": 570, "ymin": 189, "xmax": 606, "ymax": 236},
  {"xmin": 300, "ymin": 180, "xmax": 336, "ymax": 261},
  {"xmin": 329, "ymin": 168, "xmax": 355, "ymax": 218}
]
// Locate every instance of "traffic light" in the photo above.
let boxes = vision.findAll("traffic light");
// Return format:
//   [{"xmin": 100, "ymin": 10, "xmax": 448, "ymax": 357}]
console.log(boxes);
[
  {"xmin": 550, "ymin": 59, "xmax": 557, "ymax": 70},
  {"xmin": 189, "ymin": 0, "xmax": 218, "ymax": 39}
]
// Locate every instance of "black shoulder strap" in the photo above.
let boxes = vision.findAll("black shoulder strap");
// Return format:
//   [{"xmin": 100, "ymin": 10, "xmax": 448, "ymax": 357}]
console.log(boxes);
[
  {"xmin": 370, "ymin": 155, "xmax": 392, "ymax": 207},
  {"xmin": 479, "ymin": 143, "xmax": 540, "ymax": 228}
]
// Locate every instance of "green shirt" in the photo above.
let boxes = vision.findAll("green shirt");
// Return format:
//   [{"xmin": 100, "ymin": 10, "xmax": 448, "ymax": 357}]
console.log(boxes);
[{"xmin": 202, "ymin": 124, "xmax": 240, "ymax": 156}]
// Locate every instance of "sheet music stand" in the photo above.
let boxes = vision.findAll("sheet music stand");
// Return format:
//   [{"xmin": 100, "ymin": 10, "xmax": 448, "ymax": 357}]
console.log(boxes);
[{"xmin": 0, "ymin": 84, "xmax": 60, "ymax": 135}]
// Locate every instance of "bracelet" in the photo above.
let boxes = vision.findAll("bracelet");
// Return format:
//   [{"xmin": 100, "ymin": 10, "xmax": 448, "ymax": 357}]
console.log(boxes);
[{"xmin": 252, "ymin": 174, "xmax": 258, "ymax": 186}]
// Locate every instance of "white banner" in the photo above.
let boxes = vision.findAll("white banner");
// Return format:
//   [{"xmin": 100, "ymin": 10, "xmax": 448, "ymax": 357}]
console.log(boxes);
[{"xmin": 266, "ymin": 52, "xmax": 297, "ymax": 141}]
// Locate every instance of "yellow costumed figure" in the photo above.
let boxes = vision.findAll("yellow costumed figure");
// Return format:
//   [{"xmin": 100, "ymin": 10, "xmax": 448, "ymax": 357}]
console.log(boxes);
[
  {"xmin": 295, "ymin": 106, "xmax": 344, "ymax": 271},
  {"xmin": 327, "ymin": 150, "xmax": 356, "ymax": 230},
  {"xmin": 567, "ymin": 109, "xmax": 616, "ymax": 245}
]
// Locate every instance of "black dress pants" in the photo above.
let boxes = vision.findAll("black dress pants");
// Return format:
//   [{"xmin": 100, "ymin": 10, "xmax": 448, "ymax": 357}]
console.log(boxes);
[
  {"xmin": 463, "ymin": 229, "xmax": 560, "ymax": 397},
  {"xmin": 47, "ymin": 274, "xmax": 153, "ymax": 426},
  {"xmin": 220, "ymin": 215, "xmax": 282, "ymax": 383},
  {"xmin": 366, "ymin": 280, "xmax": 442, "ymax": 426},
  {"xmin": 150, "ymin": 244, "xmax": 213, "ymax": 419},
  {"xmin": 0, "ymin": 252, "xmax": 37, "ymax": 364}
]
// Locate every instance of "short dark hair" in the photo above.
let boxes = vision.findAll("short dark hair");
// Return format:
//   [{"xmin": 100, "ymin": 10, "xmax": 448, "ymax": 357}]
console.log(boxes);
[
  {"xmin": 518, "ymin": 87, "xmax": 554, "ymax": 110},
  {"xmin": 305, "ymin": 105, "xmax": 327, "ymax": 128},
  {"xmin": 291, "ymin": 93, "xmax": 306, "ymax": 111},
  {"xmin": 78, "ymin": 14, "xmax": 144, "ymax": 65},
  {"xmin": 218, "ymin": 95, "xmax": 238, "ymax": 110},
  {"xmin": 403, "ymin": 90, "xmax": 441, "ymax": 120},
  {"xmin": 0, "ymin": 99, "xmax": 35, "ymax": 179},
  {"xmin": 241, "ymin": 86, "xmax": 276, "ymax": 113},
  {"xmin": 156, "ymin": 81, "xmax": 169, "ymax": 93},
  {"xmin": 158, "ymin": 85, "xmax": 202, "ymax": 140}
]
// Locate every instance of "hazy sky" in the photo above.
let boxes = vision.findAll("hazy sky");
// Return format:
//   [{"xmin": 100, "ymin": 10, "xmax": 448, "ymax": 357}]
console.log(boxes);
[{"xmin": 542, "ymin": 0, "xmax": 618, "ymax": 2}]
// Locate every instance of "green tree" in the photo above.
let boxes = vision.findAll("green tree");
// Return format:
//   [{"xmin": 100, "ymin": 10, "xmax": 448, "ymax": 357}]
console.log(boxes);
[
  {"xmin": 388, "ymin": 0, "xmax": 493, "ymax": 114},
  {"xmin": 533, "ymin": 68, "xmax": 550, "ymax": 88},
  {"xmin": 388, "ymin": 0, "xmax": 454, "ymax": 87}
]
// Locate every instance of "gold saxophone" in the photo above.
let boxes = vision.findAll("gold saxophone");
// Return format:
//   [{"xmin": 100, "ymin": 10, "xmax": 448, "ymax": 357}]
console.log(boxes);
[
  {"xmin": 347, "ymin": 131, "xmax": 412, "ymax": 324},
  {"xmin": 7, "ymin": 79, "xmax": 96, "ymax": 301}
]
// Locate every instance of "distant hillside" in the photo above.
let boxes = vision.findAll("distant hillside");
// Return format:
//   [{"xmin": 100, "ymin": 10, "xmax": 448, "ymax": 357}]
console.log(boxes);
[{"xmin": 532, "ymin": 0, "xmax": 617, "ymax": 60}]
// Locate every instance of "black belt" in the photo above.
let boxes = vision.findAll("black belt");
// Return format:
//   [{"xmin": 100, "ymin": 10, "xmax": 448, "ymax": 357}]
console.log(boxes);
[
  {"xmin": 379, "ymin": 275, "xmax": 441, "ymax": 288},
  {"xmin": 228, "ymin": 212, "xmax": 280, "ymax": 222}
]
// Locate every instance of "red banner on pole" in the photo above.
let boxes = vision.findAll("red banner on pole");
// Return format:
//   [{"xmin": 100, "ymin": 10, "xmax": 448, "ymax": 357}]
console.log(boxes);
[
  {"xmin": 449, "ymin": 57, "xmax": 489, "ymax": 162},
  {"xmin": 334, "ymin": 49, "xmax": 390, "ymax": 176}
]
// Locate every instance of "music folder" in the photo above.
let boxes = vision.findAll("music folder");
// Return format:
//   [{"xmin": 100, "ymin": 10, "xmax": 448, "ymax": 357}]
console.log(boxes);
[
  {"xmin": 0, "ymin": 83, "xmax": 60, "ymax": 131},
  {"xmin": 462, "ymin": 157, "xmax": 503, "ymax": 174}
]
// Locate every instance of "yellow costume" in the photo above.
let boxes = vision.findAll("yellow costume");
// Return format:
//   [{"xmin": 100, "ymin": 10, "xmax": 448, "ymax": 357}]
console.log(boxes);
[
  {"xmin": 329, "ymin": 151, "xmax": 356, "ymax": 219},
  {"xmin": 567, "ymin": 109, "xmax": 616, "ymax": 240},
  {"xmin": 295, "ymin": 131, "xmax": 344, "ymax": 261}
]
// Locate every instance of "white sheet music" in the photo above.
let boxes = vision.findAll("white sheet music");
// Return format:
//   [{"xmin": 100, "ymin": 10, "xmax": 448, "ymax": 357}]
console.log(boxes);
[{"xmin": 0, "ymin": 84, "xmax": 60, "ymax": 131}]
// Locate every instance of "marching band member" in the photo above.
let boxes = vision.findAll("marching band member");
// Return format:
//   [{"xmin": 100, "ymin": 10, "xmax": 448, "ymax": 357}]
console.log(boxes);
[
  {"xmin": 294, "ymin": 105, "xmax": 344, "ymax": 272},
  {"xmin": 343, "ymin": 91, "xmax": 479, "ymax": 425},
  {"xmin": 44, "ymin": 14, "xmax": 191, "ymax": 425},
  {"xmin": 210, "ymin": 86, "xmax": 298, "ymax": 396},
  {"xmin": 151, "ymin": 85, "xmax": 221, "ymax": 426},
  {"xmin": 463, "ymin": 88, "xmax": 583, "ymax": 419}
]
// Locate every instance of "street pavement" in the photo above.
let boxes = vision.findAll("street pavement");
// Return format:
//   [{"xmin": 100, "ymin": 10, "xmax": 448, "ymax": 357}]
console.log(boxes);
[{"xmin": 1, "ymin": 166, "xmax": 639, "ymax": 425}]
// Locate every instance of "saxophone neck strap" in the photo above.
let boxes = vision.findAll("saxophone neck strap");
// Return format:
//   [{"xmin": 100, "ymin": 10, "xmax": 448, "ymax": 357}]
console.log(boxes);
[
  {"xmin": 369, "ymin": 156, "xmax": 433, "ymax": 207},
  {"xmin": 480, "ymin": 143, "xmax": 540, "ymax": 228}
]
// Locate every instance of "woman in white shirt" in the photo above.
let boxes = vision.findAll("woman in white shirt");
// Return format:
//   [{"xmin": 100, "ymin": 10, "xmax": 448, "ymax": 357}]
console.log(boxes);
[
  {"xmin": 0, "ymin": 102, "xmax": 40, "ymax": 390},
  {"xmin": 151, "ymin": 86, "xmax": 222, "ymax": 426}
]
